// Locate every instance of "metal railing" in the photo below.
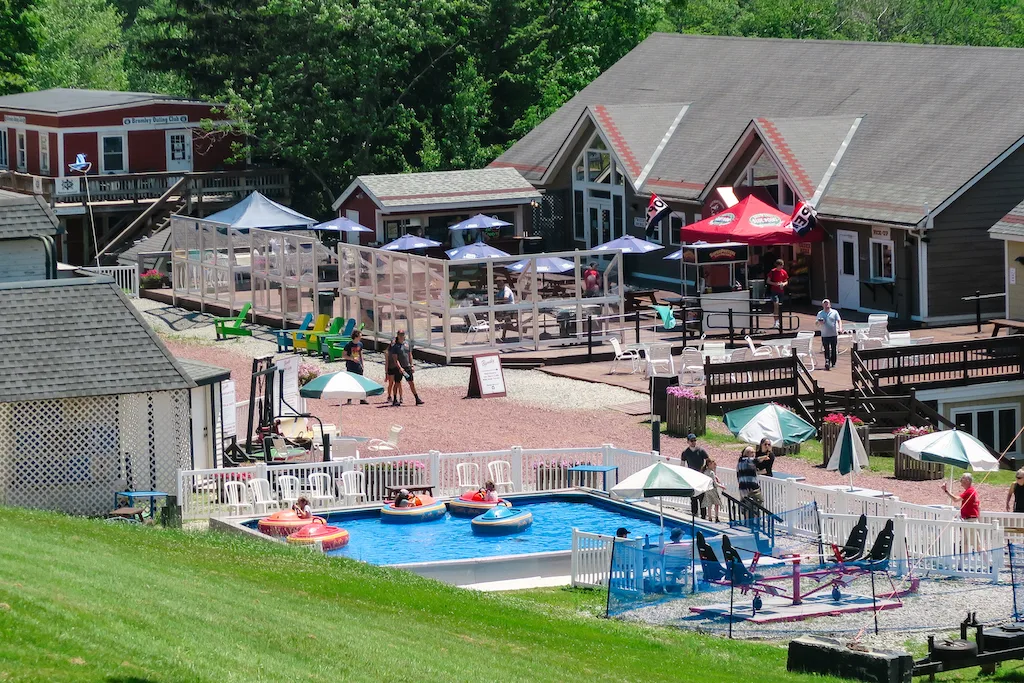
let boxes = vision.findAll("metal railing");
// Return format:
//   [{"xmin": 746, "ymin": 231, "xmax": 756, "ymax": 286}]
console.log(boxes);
[{"xmin": 961, "ymin": 290, "xmax": 1007, "ymax": 333}]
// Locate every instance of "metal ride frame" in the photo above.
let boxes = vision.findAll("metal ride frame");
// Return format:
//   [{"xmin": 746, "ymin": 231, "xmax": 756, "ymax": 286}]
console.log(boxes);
[{"xmin": 335, "ymin": 244, "xmax": 626, "ymax": 360}]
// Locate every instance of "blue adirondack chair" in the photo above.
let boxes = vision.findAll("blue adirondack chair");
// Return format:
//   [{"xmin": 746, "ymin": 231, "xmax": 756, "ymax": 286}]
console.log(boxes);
[{"xmin": 276, "ymin": 313, "xmax": 314, "ymax": 353}]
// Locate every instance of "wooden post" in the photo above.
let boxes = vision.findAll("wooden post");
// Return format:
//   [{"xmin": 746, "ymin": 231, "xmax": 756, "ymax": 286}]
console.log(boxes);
[
  {"xmin": 976, "ymin": 289, "xmax": 982, "ymax": 333},
  {"xmin": 634, "ymin": 310, "xmax": 641, "ymax": 344},
  {"xmin": 587, "ymin": 315, "xmax": 593, "ymax": 362},
  {"xmin": 728, "ymin": 308, "xmax": 735, "ymax": 347}
]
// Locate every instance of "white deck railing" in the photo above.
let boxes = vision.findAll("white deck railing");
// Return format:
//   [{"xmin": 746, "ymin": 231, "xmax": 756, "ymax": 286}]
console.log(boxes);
[
  {"xmin": 83, "ymin": 265, "xmax": 139, "ymax": 298},
  {"xmin": 570, "ymin": 529, "xmax": 644, "ymax": 589}
]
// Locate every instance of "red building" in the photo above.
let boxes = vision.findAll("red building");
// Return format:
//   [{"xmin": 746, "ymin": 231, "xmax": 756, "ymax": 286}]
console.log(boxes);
[{"xmin": 0, "ymin": 89, "xmax": 287, "ymax": 265}]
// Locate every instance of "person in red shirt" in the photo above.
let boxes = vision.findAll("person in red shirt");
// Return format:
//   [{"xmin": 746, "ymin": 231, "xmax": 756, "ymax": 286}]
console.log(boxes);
[
  {"xmin": 766, "ymin": 259, "xmax": 789, "ymax": 329},
  {"xmin": 943, "ymin": 473, "xmax": 980, "ymax": 520}
]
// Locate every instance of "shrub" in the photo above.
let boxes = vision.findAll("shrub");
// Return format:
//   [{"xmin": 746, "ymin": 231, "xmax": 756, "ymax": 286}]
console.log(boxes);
[
  {"xmin": 892, "ymin": 424, "xmax": 934, "ymax": 436},
  {"xmin": 298, "ymin": 363, "xmax": 321, "ymax": 387}
]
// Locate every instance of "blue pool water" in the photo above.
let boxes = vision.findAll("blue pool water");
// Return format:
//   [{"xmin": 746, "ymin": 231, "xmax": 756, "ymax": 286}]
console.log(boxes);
[{"xmin": 312, "ymin": 495, "xmax": 699, "ymax": 565}]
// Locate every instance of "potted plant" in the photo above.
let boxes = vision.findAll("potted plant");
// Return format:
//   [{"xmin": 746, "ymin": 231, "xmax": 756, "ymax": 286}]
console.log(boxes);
[
  {"xmin": 298, "ymin": 363, "xmax": 321, "ymax": 387},
  {"xmin": 666, "ymin": 386, "xmax": 707, "ymax": 436},
  {"xmin": 820, "ymin": 413, "xmax": 869, "ymax": 465},
  {"xmin": 139, "ymin": 269, "xmax": 165, "ymax": 289},
  {"xmin": 892, "ymin": 425, "xmax": 943, "ymax": 480}
]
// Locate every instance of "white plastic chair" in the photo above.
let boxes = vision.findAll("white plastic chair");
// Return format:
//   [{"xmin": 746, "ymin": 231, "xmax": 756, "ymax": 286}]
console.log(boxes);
[
  {"xmin": 744, "ymin": 335, "xmax": 758, "ymax": 355},
  {"xmin": 308, "ymin": 472, "xmax": 335, "ymax": 509},
  {"xmin": 276, "ymin": 475, "xmax": 300, "ymax": 507},
  {"xmin": 488, "ymin": 460, "xmax": 515, "ymax": 493},
  {"xmin": 645, "ymin": 343, "xmax": 676, "ymax": 377},
  {"xmin": 457, "ymin": 462, "xmax": 481, "ymax": 494},
  {"xmin": 702, "ymin": 341, "xmax": 726, "ymax": 361},
  {"xmin": 329, "ymin": 438, "xmax": 360, "ymax": 461},
  {"xmin": 677, "ymin": 348, "xmax": 705, "ymax": 387},
  {"xmin": 609, "ymin": 338, "xmax": 641, "ymax": 374},
  {"xmin": 338, "ymin": 470, "xmax": 366, "ymax": 506},
  {"xmin": 865, "ymin": 320, "xmax": 889, "ymax": 342},
  {"xmin": 466, "ymin": 312, "xmax": 489, "ymax": 344},
  {"xmin": 367, "ymin": 425, "xmax": 402, "ymax": 454},
  {"xmin": 887, "ymin": 331, "xmax": 912, "ymax": 346},
  {"xmin": 223, "ymin": 481, "xmax": 253, "ymax": 516},
  {"xmin": 867, "ymin": 314, "xmax": 889, "ymax": 325},
  {"xmin": 790, "ymin": 335, "xmax": 815, "ymax": 370},
  {"xmin": 247, "ymin": 478, "xmax": 282, "ymax": 514}
]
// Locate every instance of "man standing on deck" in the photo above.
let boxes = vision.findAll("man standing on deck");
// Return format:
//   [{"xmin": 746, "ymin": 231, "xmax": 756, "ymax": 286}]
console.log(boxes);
[
  {"xmin": 815, "ymin": 298, "xmax": 843, "ymax": 371},
  {"xmin": 681, "ymin": 433, "xmax": 709, "ymax": 518}
]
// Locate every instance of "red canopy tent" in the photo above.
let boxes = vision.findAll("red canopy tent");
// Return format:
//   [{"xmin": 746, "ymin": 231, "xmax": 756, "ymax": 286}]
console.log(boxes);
[{"xmin": 680, "ymin": 195, "xmax": 824, "ymax": 245}]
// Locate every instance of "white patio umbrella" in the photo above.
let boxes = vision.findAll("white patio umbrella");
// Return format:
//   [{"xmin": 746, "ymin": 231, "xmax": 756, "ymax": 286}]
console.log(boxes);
[
  {"xmin": 448, "ymin": 214, "xmax": 512, "ymax": 231},
  {"xmin": 311, "ymin": 216, "xmax": 373, "ymax": 233},
  {"xmin": 380, "ymin": 234, "xmax": 442, "ymax": 251},
  {"xmin": 506, "ymin": 256, "xmax": 574, "ymax": 273},
  {"xmin": 299, "ymin": 371, "xmax": 385, "ymax": 435},
  {"xmin": 593, "ymin": 234, "xmax": 664, "ymax": 254},
  {"xmin": 826, "ymin": 417, "xmax": 871, "ymax": 491},
  {"xmin": 899, "ymin": 430, "xmax": 999, "ymax": 485},
  {"xmin": 445, "ymin": 241, "xmax": 510, "ymax": 259}
]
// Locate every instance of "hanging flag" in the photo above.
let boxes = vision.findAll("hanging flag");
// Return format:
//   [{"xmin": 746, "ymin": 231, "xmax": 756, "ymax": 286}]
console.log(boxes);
[
  {"xmin": 645, "ymin": 194, "xmax": 671, "ymax": 238},
  {"xmin": 788, "ymin": 201, "xmax": 817, "ymax": 237}
]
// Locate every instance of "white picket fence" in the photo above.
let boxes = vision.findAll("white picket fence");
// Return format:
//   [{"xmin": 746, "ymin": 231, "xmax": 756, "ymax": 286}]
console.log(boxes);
[
  {"xmin": 570, "ymin": 529, "xmax": 644, "ymax": 590},
  {"xmin": 817, "ymin": 511, "xmax": 1004, "ymax": 581},
  {"xmin": 83, "ymin": 265, "xmax": 139, "ymax": 298}
]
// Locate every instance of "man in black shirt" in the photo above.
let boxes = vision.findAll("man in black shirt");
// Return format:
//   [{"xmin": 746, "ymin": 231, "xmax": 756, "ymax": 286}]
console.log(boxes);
[
  {"xmin": 681, "ymin": 433, "xmax": 709, "ymax": 518},
  {"xmin": 342, "ymin": 330, "xmax": 369, "ymax": 405},
  {"xmin": 389, "ymin": 330, "xmax": 424, "ymax": 406}
]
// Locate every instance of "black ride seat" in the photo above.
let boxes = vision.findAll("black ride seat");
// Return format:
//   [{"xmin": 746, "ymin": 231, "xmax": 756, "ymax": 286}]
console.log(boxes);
[
  {"xmin": 833, "ymin": 513, "xmax": 869, "ymax": 562},
  {"xmin": 696, "ymin": 532, "xmax": 726, "ymax": 582},
  {"xmin": 721, "ymin": 534, "xmax": 758, "ymax": 586},
  {"xmin": 851, "ymin": 519, "xmax": 895, "ymax": 571}
]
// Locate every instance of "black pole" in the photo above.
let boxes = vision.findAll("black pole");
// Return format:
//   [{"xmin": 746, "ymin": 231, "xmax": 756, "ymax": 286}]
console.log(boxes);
[
  {"xmin": 870, "ymin": 569, "xmax": 879, "ymax": 635},
  {"xmin": 728, "ymin": 572, "xmax": 735, "ymax": 639},
  {"xmin": 682, "ymin": 302, "xmax": 689, "ymax": 347},
  {"xmin": 635, "ymin": 309, "xmax": 641, "ymax": 344},
  {"xmin": 728, "ymin": 308, "xmax": 735, "ymax": 347},
  {"xmin": 691, "ymin": 510, "xmax": 697, "ymax": 594},
  {"xmin": 976, "ymin": 289, "xmax": 982, "ymax": 333},
  {"xmin": 652, "ymin": 418, "xmax": 661, "ymax": 453},
  {"xmin": 1011, "ymin": 542, "xmax": 1019, "ymax": 621},
  {"xmin": 587, "ymin": 315, "xmax": 593, "ymax": 362}
]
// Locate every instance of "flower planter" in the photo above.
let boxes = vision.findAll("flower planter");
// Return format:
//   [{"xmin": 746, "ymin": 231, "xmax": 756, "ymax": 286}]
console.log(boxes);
[
  {"xmin": 893, "ymin": 433, "xmax": 944, "ymax": 481},
  {"xmin": 666, "ymin": 394, "xmax": 707, "ymax": 437},
  {"xmin": 820, "ymin": 421, "xmax": 871, "ymax": 466}
]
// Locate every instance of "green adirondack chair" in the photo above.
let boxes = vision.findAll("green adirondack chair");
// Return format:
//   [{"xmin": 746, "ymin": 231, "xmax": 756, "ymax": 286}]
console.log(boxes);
[
  {"xmin": 213, "ymin": 302, "xmax": 253, "ymax": 340},
  {"xmin": 304, "ymin": 316, "xmax": 346, "ymax": 355},
  {"xmin": 321, "ymin": 322, "xmax": 366, "ymax": 362}
]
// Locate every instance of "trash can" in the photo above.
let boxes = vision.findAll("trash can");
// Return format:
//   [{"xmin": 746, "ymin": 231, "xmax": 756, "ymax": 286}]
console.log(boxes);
[
  {"xmin": 317, "ymin": 290, "xmax": 335, "ymax": 317},
  {"xmin": 650, "ymin": 375, "xmax": 679, "ymax": 422},
  {"xmin": 556, "ymin": 308, "xmax": 575, "ymax": 337}
]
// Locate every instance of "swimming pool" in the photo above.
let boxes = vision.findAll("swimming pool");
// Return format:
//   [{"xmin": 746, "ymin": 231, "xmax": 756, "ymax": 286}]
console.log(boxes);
[{"xmin": 313, "ymin": 494, "xmax": 698, "ymax": 565}]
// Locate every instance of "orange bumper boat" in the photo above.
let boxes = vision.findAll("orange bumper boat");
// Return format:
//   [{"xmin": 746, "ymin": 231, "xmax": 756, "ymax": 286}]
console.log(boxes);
[
  {"xmin": 447, "ymin": 491, "xmax": 504, "ymax": 517},
  {"xmin": 257, "ymin": 510, "xmax": 326, "ymax": 537},
  {"xmin": 380, "ymin": 495, "xmax": 447, "ymax": 523},
  {"xmin": 286, "ymin": 519, "xmax": 350, "ymax": 551}
]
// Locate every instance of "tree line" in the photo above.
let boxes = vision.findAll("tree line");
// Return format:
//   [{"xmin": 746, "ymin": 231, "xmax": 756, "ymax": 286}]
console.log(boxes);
[{"xmin": 2, "ymin": 0, "xmax": 1022, "ymax": 213}]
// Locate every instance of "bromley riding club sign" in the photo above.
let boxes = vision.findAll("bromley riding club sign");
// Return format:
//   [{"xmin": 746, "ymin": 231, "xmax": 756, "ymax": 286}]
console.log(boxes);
[{"xmin": 122, "ymin": 114, "xmax": 189, "ymax": 127}]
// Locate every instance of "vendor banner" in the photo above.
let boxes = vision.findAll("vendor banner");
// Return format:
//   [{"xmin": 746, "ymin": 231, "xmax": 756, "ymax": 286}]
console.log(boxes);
[
  {"xmin": 645, "ymin": 194, "xmax": 671, "ymax": 237},
  {"xmin": 788, "ymin": 201, "xmax": 817, "ymax": 237}
]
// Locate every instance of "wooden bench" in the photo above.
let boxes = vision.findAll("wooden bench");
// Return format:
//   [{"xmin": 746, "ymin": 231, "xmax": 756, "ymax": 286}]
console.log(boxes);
[{"xmin": 991, "ymin": 318, "xmax": 1024, "ymax": 337}]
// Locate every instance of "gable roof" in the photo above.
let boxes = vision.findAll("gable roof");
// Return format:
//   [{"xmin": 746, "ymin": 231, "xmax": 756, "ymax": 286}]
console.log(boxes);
[
  {"xmin": 587, "ymin": 103, "xmax": 689, "ymax": 189},
  {"xmin": 0, "ymin": 88, "xmax": 208, "ymax": 115},
  {"xmin": 990, "ymin": 199, "xmax": 1024, "ymax": 240},
  {"xmin": 494, "ymin": 34, "xmax": 1024, "ymax": 225},
  {"xmin": 752, "ymin": 115, "xmax": 862, "ymax": 201},
  {"xmin": 0, "ymin": 278, "xmax": 194, "ymax": 402},
  {"xmin": 0, "ymin": 190, "xmax": 60, "ymax": 239},
  {"xmin": 177, "ymin": 359, "xmax": 231, "ymax": 386},
  {"xmin": 332, "ymin": 167, "xmax": 540, "ymax": 212}
]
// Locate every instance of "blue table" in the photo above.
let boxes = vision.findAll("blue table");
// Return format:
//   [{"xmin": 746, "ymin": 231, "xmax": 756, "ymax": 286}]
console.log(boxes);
[
  {"xmin": 567, "ymin": 465, "xmax": 619, "ymax": 492},
  {"xmin": 114, "ymin": 491, "xmax": 168, "ymax": 518},
  {"xmin": 770, "ymin": 472, "xmax": 805, "ymax": 482}
]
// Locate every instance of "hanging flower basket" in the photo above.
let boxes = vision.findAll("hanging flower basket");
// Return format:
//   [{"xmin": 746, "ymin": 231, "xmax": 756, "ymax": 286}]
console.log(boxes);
[
  {"xmin": 820, "ymin": 414, "xmax": 870, "ymax": 466},
  {"xmin": 893, "ymin": 426, "xmax": 944, "ymax": 480},
  {"xmin": 666, "ymin": 387, "xmax": 707, "ymax": 437}
]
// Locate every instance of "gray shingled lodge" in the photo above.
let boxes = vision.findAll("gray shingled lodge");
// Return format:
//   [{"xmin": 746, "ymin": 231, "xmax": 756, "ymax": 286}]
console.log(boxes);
[
  {"xmin": 0, "ymin": 277, "xmax": 197, "ymax": 515},
  {"xmin": 492, "ymin": 34, "xmax": 1024, "ymax": 324},
  {"xmin": 0, "ymin": 189, "xmax": 60, "ymax": 283}
]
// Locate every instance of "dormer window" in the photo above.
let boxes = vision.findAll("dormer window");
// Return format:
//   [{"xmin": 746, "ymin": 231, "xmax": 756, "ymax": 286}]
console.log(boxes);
[{"xmin": 738, "ymin": 149, "xmax": 796, "ymax": 212}]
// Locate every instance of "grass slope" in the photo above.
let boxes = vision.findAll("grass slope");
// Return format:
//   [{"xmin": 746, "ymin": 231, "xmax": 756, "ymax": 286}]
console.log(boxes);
[{"xmin": 0, "ymin": 506, "xmax": 850, "ymax": 683}]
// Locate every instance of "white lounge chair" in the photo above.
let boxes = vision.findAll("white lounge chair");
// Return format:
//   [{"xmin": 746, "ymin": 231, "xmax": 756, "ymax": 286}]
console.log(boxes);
[
  {"xmin": 367, "ymin": 425, "xmax": 402, "ymax": 454},
  {"xmin": 646, "ymin": 343, "xmax": 676, "ymax": 377},
  {"xmin": 338, "ymin": 471, "xmax": 367, "ymax": 506},
  {"xmin": 276, "ymin": 475, "xmax": 301, "ymax": 507},
  {"xmin": 329, "ymin": 437, "xmax": 360, "ymax": 461},
  {"xmin": 466, "ymin": 312, "xmax": 489, "ymax": 344},
  {"xmin": 223, "ymin": 481, "xmax": 253, "ymax": 516},
  {"xmin": 457, "ymin": 462, "xmax": 481, "ymax": 494},
  {"xmin": 247, "ymin": 478, "xmax": 282, "ymax": 515},
  {"xmin": 609, "ymin": 338, "xmax": 642, "ymax": 374},
  {"xmin": 677, "ymin": 348, "xmax": 705, "ymax": 387},
  {"xmin": 744, "ymin": 335, "xmax": 758, "ymax": 355},
  {"xmin": 488, "ymin": 460, "xmax": 515, "ymax": 493},
  {"xmin": 790, "ymin": 335, "xmax": 815, "ymax": 370},
  {"xmin": 308, "ymin": 473, "xmax": 335, "ymax": 509}
]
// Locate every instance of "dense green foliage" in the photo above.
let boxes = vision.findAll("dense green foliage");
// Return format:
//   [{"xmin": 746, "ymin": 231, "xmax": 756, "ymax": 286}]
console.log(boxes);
[
  {"xmin": 1, "ymin": 0, "xmax": 1024, "ymax": 211},
  {"xmin": 0, "ymin": 505, "xmax": 852, "ymax": 682}
]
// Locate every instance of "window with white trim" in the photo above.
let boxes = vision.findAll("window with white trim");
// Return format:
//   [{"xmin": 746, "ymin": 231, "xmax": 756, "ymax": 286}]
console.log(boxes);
[
  {"xmin": 39, "ymin": 134, "xmax": 49, "ymax": 174},
  {"xmin": 952, "ymin": 404, "xmax": 1019, "ymax": 454},
  {"xmin": 869, "ymin": 238, "xmax": 894, "ymax": 282},
  {"xmin": 0, "ymin": 128, "xmax": 7, "ymax": 169},
  {"xmin": 16, "ymin": 130, "xmax": 26, "ymax": 171},
  {"xmin": 101, "ymin": 134, "xmax": 126, "ymax": 173},
  {"xmin": 668, "ymin": 211, "xmax": 686, "ymax": 246}
]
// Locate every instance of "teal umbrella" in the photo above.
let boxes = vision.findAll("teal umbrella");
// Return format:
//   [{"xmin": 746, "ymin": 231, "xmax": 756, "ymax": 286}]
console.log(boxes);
[
  {"xmin": 826, "ymin": 417, "xmax": 870, "ymax": 490},
  {"xmin": 299, "ymin": 371, "xmax": 384, "ymax": 435},
  {"xmin": 724, "ymin": 403, "xmax": 817, "ymax": 446}
]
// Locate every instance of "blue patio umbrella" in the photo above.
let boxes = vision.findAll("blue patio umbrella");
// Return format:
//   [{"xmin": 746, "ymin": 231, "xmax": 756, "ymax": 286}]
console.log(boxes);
[
  {"xmin": 506, "ymin": 256, "xmax": 575, "ymax": 273},
  {"xmin": 445, "ymin": 241, "xmax": 510, "ymax": 259},
  {"xmin": 593, "ymin": 235, "xmax": 664, "ymax": 254},
  {"xmin": 448, "ymin": 213, "xmax": 513, "ymax": 231},
  {"xmin": 380, "ymin": 234, "xmax": 442, "ymax": 251},
  {"xmin": 312, "ymin": 216, "xmax": 373, "ymax": 233},
  {"xmin": 664, "ymin": 249, "xmax": 684, "ymax": 260}
]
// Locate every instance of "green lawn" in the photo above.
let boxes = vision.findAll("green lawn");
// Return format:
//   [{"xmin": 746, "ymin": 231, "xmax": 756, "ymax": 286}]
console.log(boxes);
[{"xmin": 0, "ymin": 506, "xmax": 854, "ymax": 683}]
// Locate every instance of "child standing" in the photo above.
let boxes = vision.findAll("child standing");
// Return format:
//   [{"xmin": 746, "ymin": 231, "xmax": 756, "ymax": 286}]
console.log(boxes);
[{"xmin": 701, "ymin": 459, "xmax": 724, "ymax": 523}]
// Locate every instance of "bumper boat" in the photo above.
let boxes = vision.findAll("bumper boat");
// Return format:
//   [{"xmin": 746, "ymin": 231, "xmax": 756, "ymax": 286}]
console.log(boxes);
[
  {"xmin": 286, "ymin": 519, "xmax": 350, "ymax": 551},
  {"xmin": 447, "ymin": 491, "xmax": 504, "ymax": 517},
  {"xmin": 257, "ymin": 510, "xmax": 326, "ymax": 537},
  {"xmin": 380, "ymin": 495, "xmax": 447, "ymax": 524},
  {"xmin": 470, "ymin": 504, "xmax": 533, "ymax": 536}
]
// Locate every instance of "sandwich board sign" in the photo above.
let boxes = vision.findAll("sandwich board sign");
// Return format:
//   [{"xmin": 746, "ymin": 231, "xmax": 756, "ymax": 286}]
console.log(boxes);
[{"xmin": 467, "ymin": 352, "xmax": 507, "ymax": 398}]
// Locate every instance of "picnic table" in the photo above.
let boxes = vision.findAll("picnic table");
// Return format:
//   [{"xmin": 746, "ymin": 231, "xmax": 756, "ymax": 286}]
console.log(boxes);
[
  {"xmin": 625, "ymin": 289, "xmax": 659, "ymax": 314},
  {"xmin": 566, "ymin": 464, "xmax": 619, "ymax": 491},
  {"xmin": 384, "ymin": 484, "xmax": 435, "ymax": 498},
  {"xmin": 991, "ymin": 319, "xmax": 1024, "ymax": 337},
  {"xmin": 114, "ymin": 491, "xmax": 168, "ymax": 518}
]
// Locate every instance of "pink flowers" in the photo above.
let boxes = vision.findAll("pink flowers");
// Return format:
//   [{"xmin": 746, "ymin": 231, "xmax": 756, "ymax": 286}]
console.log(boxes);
[
  {"xmin": 892, "ymin": 425, "xmax": 934, "ymax": 436},
  {"xmin": 824, "ymin": 412, "xmax": 864, "ymax": 426},
  {"xmin": 667, "ymin": 386, "xmax": 701, "ymax": 400},
  {"xmin": 297, "ymin": 363, "xmax": 321, "ymax": 387}
]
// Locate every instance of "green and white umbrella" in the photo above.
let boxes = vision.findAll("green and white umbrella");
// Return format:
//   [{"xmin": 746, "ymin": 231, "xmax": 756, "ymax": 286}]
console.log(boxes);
[
  {"xmin": 724, "ymin": 403, "xmax": 817, "ymax": 447},
  {"xmin": 826, "ymin": 417, "xmax": 870, "ymax": 490},
  {"xmin": 899, "ymin": 430, "xmax": 999, "ymax": 474},
  {"xmin": 299, "ymin": 371, "xmax": 384, "ymax": 435}
]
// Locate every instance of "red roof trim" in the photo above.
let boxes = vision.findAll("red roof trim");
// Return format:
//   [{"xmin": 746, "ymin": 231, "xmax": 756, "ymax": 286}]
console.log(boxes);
[
  {"xmin": 757, "ymin": 117, "xmax": 815, "ymax": 197},
  {"xmin": 592, "ymin": 105, "xmax": 643, "ymax": 181},
  {"xmin": 378, "ymin": 186, "xmax": 536, "ymax": 202},
  {"xmin": 999, "ymin": 214, "xmax": 1024, "ymax": 226}
]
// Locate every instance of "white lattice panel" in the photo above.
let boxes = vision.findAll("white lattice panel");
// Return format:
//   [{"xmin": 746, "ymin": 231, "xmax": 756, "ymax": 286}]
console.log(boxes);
[{"xmin": 0, "ymin": 390, "xmax": 190, "ymax": 516}]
